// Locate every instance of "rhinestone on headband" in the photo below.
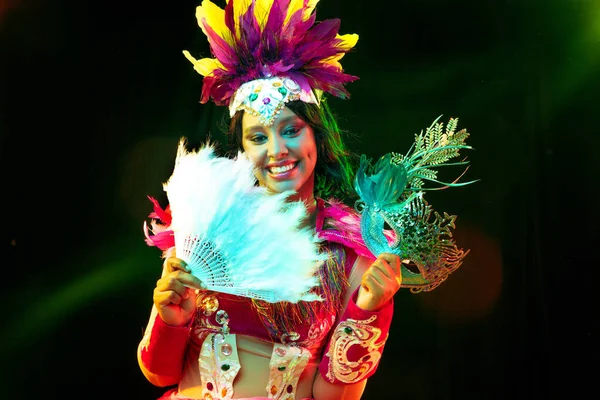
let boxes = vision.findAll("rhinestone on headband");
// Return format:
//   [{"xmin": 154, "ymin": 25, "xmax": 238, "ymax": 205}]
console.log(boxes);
[{"xmin": 229, "ymin": 77, "xmax": 320, "ymax": 126}]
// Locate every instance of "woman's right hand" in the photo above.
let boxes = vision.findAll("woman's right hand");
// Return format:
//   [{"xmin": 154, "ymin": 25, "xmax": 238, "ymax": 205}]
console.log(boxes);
[{"xmin": 153, "ymin": 255, "xmax": 205, "ymax": 327}]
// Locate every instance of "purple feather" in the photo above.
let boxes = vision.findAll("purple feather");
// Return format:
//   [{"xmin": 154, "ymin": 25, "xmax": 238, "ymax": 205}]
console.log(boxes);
[
  {"xmin": 262, "ymin": 61, "xmax": 293, "ymax": 77},
  {"xmin": 287, "ymin": 71, "xmax": 313, "ymax": 96},
  {"xmin": 239, "ymin": 2, "xmax": 261, "ymax": 59},
  {"xmin": 305, "ymin": 19, "xmax": 341, "ymax": 43},
  {"xmin": 295, "ymin": 19, "xmax": 341, "ymax": 64},
  {"xmin": 284, "ymin": 10, "xmax": 315, "ymax": 47},
  {"xmin": 304, "ymin": 63, "xmax": 359, "ymax": 98},
  {"xmin": 263, "ymin": 0, "xmax": 286, "ymax": 55},
  {"xmin": 224, "ymin": 0, "xmax": 236, "ymax": 39},
  {"xmin": 305, "ymin": 36, "xmax": 354, "ymax": 64},
  {"xmin": 280, "ymin": 9, "xmax": 313, "ymax": 62}
]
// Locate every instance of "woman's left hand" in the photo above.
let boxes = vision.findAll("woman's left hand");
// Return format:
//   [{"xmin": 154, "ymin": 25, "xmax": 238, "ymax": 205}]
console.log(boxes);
[{"xmin": 356, "ymin": 253, "xmax": 402, "ymax": 311}]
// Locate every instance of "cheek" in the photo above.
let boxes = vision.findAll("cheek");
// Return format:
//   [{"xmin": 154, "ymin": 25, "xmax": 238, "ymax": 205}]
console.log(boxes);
[
  {"xmin": 243, "ymin": 149, "xmax": 267, "ymax": 184},
  {"xmin": 301, "ymin": 130, "xmax": 318, "ymax": 164},
  {"xmin": 310, "ymin": 144, "xmax": 318, "ymax": 162},
  {"xmin": 241, "ymin": 144, "xmax": 263, "ymax": 167},
  {"xmin": 307, "ymin": 140, "xmax": 318, "ymax": 167}
]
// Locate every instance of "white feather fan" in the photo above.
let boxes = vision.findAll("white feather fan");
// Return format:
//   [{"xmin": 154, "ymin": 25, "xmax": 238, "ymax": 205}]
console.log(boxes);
[{"xmin": 163, "ymin": 139, "xmax": 326, "ymax": 303}]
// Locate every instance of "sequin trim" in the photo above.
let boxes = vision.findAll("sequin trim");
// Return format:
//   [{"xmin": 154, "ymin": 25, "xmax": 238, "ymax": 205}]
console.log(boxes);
[
  {"xmin": 199, "ymin": 333, "xmax": 241, "ymax": 400},
  {"xmin": 266, "ymin": 343, "xmax": 310, "ymax": 399}
]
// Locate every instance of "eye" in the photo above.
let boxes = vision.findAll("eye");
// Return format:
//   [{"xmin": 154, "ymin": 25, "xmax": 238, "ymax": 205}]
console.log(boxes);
[
  {"xmin": 248, "ymin": 133, "xmax": 267, "ymax": 144},
  {"xmin": 282, "ymin": 126, "xmax": 302, "ymax": 137}
]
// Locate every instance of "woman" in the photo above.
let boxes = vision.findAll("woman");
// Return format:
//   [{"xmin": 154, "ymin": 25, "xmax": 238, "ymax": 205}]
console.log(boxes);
[{"xmin": 138, "ymin": 1, "xmax": 402, "ymax": 399}]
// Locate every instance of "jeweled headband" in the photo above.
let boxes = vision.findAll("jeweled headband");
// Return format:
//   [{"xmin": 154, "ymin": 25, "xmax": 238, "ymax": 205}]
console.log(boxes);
[{"xmin": 183, "ymin": 0, "xmax": 359, "ymax": 126}]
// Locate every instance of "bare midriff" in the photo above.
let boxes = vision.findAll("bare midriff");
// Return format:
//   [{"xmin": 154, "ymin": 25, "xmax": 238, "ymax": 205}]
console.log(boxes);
[{"xmin": 177, "ymin": 334, "xmax": 319, "ymax": 399}]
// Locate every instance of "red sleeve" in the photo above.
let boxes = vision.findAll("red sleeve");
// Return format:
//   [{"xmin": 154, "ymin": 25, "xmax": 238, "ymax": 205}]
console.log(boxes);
[{"xmin": 139, "ymin": 313, "xmax": 194, "ymax": 380}]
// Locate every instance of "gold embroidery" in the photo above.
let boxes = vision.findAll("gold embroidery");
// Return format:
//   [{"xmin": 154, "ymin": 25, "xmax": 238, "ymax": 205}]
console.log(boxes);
[
  {"xmin": 301, "ymin": 314, "xmax": 335, "ymax": 354},
  {"xmin": 325, "ymin": 315, "xmax": 386, "ymax": 383}
]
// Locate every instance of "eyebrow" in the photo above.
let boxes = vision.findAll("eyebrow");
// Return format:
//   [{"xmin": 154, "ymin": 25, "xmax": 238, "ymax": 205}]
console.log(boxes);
[{"xmin": 243, "ymin": 116, "xmax": 303, "ymax": 136}]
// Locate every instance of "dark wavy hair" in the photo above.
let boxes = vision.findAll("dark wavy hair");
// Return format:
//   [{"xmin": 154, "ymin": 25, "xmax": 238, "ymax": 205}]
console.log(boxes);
[{"xmin": 226, "ymin": 99, "xmax": 359, "ymax": 204}]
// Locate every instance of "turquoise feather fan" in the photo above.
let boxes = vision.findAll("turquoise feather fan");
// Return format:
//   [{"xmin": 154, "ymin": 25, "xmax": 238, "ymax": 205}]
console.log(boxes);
[{"xmin": 163, "ymin": 139, "xmax": 326, "ymax": 303}]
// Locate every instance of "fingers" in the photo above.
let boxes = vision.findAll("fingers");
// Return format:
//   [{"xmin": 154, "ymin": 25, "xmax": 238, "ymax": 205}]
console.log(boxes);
[
  {"xmin": 368, "ymin": 254, "xmax": 401, "ymax": 285},
  {"xmin": 360, "ymin": 253, "xmax": 402, "ymax": 297},
  {"xmin": 177, "ymin": 270, "xmax": 205, "ymax": 290},
  {"xmin": 361, "ymin": 270, "xmax": 384, "ymax": 292},
  {"xmin": 155, "ymin": 273, "xmax": 185, "ymax": 305},
  {"xmin": 165, "ymin": 256, "xmax": 188, "ymax": 274},
  {"xmin": 155, "ymin": 268, "xmax": 205, "ymax": 305},
  {"xmin": 163, "ymin": 256, "xmax": 205, "ymax": 289},
  {"xmin": 154, "ymin": 284, "xmax": 187, "ymax": 307},
  {"xmin": 377, "ymin": 253, "xmax": 401, "ymax": 277},
  {"xmin": 356, "ymin": 254, "xmax": 403, "ymax": 311}
]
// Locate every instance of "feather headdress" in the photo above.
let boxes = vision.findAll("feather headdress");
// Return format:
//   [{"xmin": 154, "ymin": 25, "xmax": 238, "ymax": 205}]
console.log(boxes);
[
  {"xmin": 150, "ymin": 139, "xmax": 327, "ymax": 303},
  {"xmin": 182, "ymin": 0, "xmax": 359, "ymax": 125}
]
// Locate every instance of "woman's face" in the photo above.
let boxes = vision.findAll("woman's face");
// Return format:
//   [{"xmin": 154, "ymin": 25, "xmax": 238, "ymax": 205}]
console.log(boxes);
[{"xmin": 241, "ymin": 107, "xmax": 317, "ymax": 201}]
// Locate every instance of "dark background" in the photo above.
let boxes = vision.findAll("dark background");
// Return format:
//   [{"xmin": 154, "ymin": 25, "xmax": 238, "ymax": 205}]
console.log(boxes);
[{"xmin": 1, "ymin": 0, "xmax": 597, "ymax": 398}]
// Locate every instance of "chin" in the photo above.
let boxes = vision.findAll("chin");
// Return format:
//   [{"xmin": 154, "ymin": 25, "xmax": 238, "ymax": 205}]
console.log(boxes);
[{"xmin": 266, "ymin": 180, "xmax": 299, "ymax": 194}]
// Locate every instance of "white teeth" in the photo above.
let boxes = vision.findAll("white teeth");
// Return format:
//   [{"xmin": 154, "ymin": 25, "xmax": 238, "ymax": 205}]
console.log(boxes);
[{"xmin": 270, "ymin": 164, "xmax": 295, "ymax": 174}]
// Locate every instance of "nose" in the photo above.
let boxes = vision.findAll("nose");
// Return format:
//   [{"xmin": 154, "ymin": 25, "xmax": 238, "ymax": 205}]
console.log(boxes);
[{"xmin": 267, "ymin": 135, "xmax": 288, "ymax": 159}]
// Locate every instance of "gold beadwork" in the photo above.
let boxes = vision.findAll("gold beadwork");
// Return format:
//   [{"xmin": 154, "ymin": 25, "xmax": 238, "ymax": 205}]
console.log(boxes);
[
  {"xmin": 197, "ymin": 294, "xmax": 219, "ymax": 316},
  {"xmin": 325, "ymin": 315, "xmax": 386, "ymax": 384}
]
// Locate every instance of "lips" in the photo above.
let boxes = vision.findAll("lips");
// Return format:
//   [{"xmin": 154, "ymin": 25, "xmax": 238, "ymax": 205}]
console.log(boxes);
[
  {"xmin": 266, "ymin": 160, "xmax": 297, "ymax": 172},
  {"xmin": 266, "ymin": 161, "xmax": 299, "ymax": 178}
]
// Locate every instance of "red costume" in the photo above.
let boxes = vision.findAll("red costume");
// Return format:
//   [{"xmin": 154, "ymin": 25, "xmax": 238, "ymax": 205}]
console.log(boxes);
[{"xmin": 140, "ymin": 199, "xmax": 394, "ymax": 399}]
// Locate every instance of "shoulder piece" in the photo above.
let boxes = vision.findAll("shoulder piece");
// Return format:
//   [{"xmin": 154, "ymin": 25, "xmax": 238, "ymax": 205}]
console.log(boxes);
[{"xmin": 316, "ymin": 198, "xmax": 394, "ymax": 261}]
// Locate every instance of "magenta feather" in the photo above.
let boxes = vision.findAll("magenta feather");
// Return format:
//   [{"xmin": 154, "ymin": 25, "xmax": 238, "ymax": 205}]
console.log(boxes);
[
  {"xmin": 295, "ymin": 20, "xmax": 340, "ymax": 63},
  {"xmin": 240, "ymin": 2, "xmax": 261, "ymax": 58},
  {"xmin": 262, "ymin": 60, "xmax": 294, "ymax": 77},
  {"xmin": 224, "ymin": 0, "xmax": 236, "ymax": 39},
  {"xmin": 317, "ymin": 199, "xmax": 396, "ymax": 261},
  {"xmin": 203, "ymin": 23, "xmax": 237, "ymax": 68},
  {"xmin": 144, "ymin": 227, "xmax": 175, "ymax": 250},
  {"xmin": 144, "ymin": 197, "xmax": 175, "ymax": 251},
  {"xmin": 304, "ymin": 64, "xmax": 357, "ymax": 98},
  {"xmin": 287, "ymin": 71, "xmax": 313, "ymax": 95},
  {"xmin": 263, "ymin": 0, "xmax": 285, "ymax": 53},
  {"xmin": 200, "ymin": 75, "xmax": 217, "ymax": 104}
]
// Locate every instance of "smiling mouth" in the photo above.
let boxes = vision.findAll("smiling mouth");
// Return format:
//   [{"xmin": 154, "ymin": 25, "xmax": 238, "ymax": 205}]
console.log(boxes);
[{"xmin": 268, "ymin": 162, "xmax": 298, "ymax": 175}]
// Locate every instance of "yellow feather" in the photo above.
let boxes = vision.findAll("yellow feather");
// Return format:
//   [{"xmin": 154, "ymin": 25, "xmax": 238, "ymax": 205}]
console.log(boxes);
[
  {"xmin": 335, "ymin": 33, "xmax": 359, "ymax": 50},
  {"xmin": 284, "ymin": 0, "xmax": 301, "ymax": 25},
  {"xmin": 322, "ymin": 58, "xmax": 342, "ymax": 70},
  {"xmin": 182, "ymin": 51, "xmax": 224, "ymax": 76},
  {"xmin": 254, "ymin": 0, "xmax": 274, "ymax": 31},
  {"xmin": 232, "ymin": 0, "xmax": 252, "ymax": 38},
  {"xmin": 302, "ymin": 0, "xmax": 319, "ymax": 20},
  {"xmin": 196, "ymin": 0, "xmax": 235, "ymax": 46},
  {"xmin": 284, "ymin": 0, "xmax": 320, "ymax": 27},
  {"xmin": 321, "ymin": 34, "xmax": 359, "ymax": 69}
]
